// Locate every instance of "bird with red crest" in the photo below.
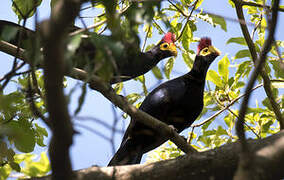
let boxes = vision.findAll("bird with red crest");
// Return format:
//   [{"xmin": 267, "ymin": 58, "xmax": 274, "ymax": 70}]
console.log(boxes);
[
  {"xmin": 108, "ymin": 37, "xmax": 220, "ymax": 166},
  {"xmin": 0, "ymin": 20, "xmax": 177, "ymax": 84}
]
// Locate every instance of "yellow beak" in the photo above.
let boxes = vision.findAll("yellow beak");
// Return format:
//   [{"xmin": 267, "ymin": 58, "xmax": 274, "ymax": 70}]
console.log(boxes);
[
  {"xmin": 208, "ymin": 45, "xmax": 221, "ymax": 56},
  {"xmin": 169, "ymin": 43, "xmax": 178, "ymax": 57}
]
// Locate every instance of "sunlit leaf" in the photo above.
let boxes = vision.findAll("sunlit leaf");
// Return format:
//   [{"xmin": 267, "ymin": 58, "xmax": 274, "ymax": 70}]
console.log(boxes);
[
  {"xmin": 164, "ymin": 57, "xmax": 175, "ymax": 79},
  {"xmin": 206, "ymin": 70, "xmax": 223, "ymax": 87},
  {"xmin": 12, "ymin": 0, "xmax": 42, "ymax": 20},
  {"xmin": 234, "ymin": 49, "xmax": 251, "ymax": 59},
  {"xmin": 218, "ymin": 54, "xmax": 230, "ymax": 82},
  {"xmin": 151, "ymin": 66, "xmax": 163, "ymax": 80},
  {"xmin": 226, "ymin": 37, "xmax": 247, "ymax": 45}
]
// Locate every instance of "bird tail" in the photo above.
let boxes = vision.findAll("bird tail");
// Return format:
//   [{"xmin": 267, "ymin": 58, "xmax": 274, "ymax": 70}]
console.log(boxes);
[
  {"xmin": 108, "ymin": 138, "xmax": 143, "ymax": 166},
  {"xmin": 0, "ymin": 20, "xmax": 35, "ymax": 48}
]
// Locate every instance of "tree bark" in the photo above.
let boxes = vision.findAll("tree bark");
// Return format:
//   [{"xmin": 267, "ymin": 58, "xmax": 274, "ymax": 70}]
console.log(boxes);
[{"xmin": 30, "ymin": 130, "xmax": 284, "ymax": 180}]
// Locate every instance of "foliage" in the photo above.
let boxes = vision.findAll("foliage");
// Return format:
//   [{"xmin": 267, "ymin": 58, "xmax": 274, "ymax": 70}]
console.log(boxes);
[{"xmin": 0, "ymin": 0, "xmax": 283, "ymax": 178}]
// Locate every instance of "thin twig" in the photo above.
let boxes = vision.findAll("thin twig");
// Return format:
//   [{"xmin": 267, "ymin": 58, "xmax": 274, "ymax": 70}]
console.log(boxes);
[
  {"xmin": 241, "ymin": 0, "xmax": 284, "ymax": 12},
  {"xmin": 176, "ymin": 0, "xmax": 198, "ymax": 41},
  {"xmin": 192, "ymin": 83, "xmax": 263, "ymax": 128},
  {"xmin": 141, "ymin": 26, "xmax": 151, "ymax": 52}
]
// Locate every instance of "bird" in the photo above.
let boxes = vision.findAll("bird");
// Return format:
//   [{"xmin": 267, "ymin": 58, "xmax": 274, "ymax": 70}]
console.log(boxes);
[
  {"xmin": 108, "ymin": 37, "xmax": 221, "ymax": 166},
  {"xmin": 0, "ymin": 20, "xmax": 177, "ymax": 84}
]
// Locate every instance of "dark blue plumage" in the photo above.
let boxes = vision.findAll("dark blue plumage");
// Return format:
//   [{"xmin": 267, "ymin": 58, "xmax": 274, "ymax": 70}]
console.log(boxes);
[{"xmin": 108, "ymin": 38, "xmax": 220, "ymax": 166}]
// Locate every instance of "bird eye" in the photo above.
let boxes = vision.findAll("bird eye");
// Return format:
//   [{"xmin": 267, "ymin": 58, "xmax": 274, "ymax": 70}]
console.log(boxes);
[
  {"xmin": 203, "ymin": 48, "xmax": 208, "ymax": 53},
  {"xmin": 163, "ymin": 44, "xmax": 169, "ymax": 48}
]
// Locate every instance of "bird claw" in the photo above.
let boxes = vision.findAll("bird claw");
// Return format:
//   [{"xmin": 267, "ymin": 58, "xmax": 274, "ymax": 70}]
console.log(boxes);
[
  {"xmin": 180, "ymin": 135, "xmax": 187, "ymax": 142},
  {"xmin": 168, "ymin": 125, "xmax": 178, "ymax": 132}
]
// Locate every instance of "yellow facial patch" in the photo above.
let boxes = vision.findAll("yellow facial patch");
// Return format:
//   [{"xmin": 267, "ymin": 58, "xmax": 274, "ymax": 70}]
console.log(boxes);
[
  {"xmin": 159, "ymin": 42, "xmax": 178, "ymax": 57},
  {"xmin": 199, "ymin": 45, "xmax": 221, "ymax": 56}
]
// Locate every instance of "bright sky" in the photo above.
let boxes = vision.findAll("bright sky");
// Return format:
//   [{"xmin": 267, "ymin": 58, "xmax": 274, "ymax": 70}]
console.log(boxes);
[{"xmin": 0, "ymin": 0, "xmax": 283, "ymax": 171}]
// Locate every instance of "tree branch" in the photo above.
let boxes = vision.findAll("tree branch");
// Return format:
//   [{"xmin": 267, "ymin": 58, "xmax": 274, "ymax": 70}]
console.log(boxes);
[
  {"xmin": 241, "ymin": 0, "xmax": 284, "ymax": 13},
  {"xmin": 39, "ymin": 0, "xmax": 85, "ymax": 179},
  {"xmin": 233, "ymin": 0, "xmax": 284, "ymax": 130},
  {"xmin": 233, "ymin": 0, "xmax": 280, "ymax": 179},
  {"xmin": 29, "ymin": 130, "xmax": 284, "ymax": 180},
  {"xmin": 0, "ymin": 34, "xmax": 196, "ymax": 156}
]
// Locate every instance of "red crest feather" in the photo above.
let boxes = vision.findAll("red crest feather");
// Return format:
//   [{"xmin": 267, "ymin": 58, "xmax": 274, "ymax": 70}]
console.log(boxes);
[
  {"xmin": 162, "ymin": 32, "xmax": 176, "ymax": 43},
  {"xmin": 197, "ymin": 37, "xmax": 212, "ymax": 54}
]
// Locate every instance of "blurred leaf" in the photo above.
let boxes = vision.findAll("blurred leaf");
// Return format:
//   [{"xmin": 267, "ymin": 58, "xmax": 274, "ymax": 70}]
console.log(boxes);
[
  {"xmin": 12, "ymin": 0, "xmax": 42, "ymax": 20},
  {"xmin": 234, "ymin": 49, "xmax": 251, "ymax": 59},
  {"xmin": 271, "ymin": 81, "xmax": 284, "ymax": 88},
  {"xmin": 151, "ymin": 66, "xmax": 163, "ymax": 80},
  {"xmin": 164, "ymin": 57, "xmax": 175, "ymax": 79},
  {"xmin": 226, "ymin": 37, "xmax": 247, "ymax": 45},
  {"xmin": 195, "ymin": 0, "xmax": 204, "ymax": 9},
  {"xmin": 126, "ymin": 93, "xmax": 142, "ymax": 104},
  {"xmin": 75, "ymin": 83, "xmax": 87, "ymax": 115},
  {"xmin": 113, "ymin": 82, "xmax": 123, "ymax": 94},
  {"xmin": 8, "ymin": 161, "xmax": 20, "ymax": 172},
  {"xmin": 236, "ymin": 60, "xmax": 252, "ymax": 78},
  {"xmin": 182, "ymin": 50, "xmax": 195, "ymax": 69},
  {"xmin": 6, "ymin": 121, "xmax": 35, "ymax": 153},
  {"xmin": 270, "ymin": 60, "xmax": 284, "ymax": 78},
  {"xmin": 197, "ymin": 13, "xmax": 227, "ymax": 31},
  {"xmin": 208, "ymin": 14, "xmax": 227, "ymax": 31}
]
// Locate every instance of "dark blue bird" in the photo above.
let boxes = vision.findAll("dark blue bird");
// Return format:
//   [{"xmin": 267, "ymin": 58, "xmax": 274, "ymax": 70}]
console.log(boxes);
[{"xmin": 108, "ymin": 37, "xmax": 220, "ymax": 166}]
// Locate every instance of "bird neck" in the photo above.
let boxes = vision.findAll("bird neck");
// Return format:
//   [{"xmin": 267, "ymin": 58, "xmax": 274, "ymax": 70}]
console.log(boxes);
[
  {"xmin": 185, "ymin": 56, "xmax": 211, "ymax": 84},
  {"xmin": 184, "ymin": 71, "xmax": 206, "ymax": 85}
]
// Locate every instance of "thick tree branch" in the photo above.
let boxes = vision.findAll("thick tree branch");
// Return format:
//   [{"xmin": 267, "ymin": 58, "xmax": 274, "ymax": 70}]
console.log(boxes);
[
  {"xmin": 0, "ymin": 37, "xmax": 196, "ymax": 155},
  {"xmin": 233, "ymin": 0, "xmax": 284, "ymax": 130},
  {"xmin": 30, "ymin": 130, "xmax": 284, "ymax": 180},
  {"xmin": 233, "ymin": 0, "xmax": 280, "ymax": 179},
  {"xmin": 40, "ymin": 0, "xmax": 85, "ymax": 179}
]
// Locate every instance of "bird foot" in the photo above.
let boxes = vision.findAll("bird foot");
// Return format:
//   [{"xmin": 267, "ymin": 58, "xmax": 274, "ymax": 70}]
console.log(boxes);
[{"xmin": 168, "ymin": 125, "xmax": 178, "ymax": 132}]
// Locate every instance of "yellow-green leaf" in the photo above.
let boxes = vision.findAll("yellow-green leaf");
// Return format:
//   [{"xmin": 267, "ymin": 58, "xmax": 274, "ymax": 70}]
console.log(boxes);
[
  {"xmin": 164, "ymin": 58, "xmax": 175, "ymax": 79},
  {"xmin": 218, "ymin": 54, "xmax": 230, "ymax": 82},
  {"xmin": 226, "ymin": 37, "xmax": 247, "ymax": 45},
  {"xmin": 206, "ymin": 70, "xmax": 223, "ymax": 87}
]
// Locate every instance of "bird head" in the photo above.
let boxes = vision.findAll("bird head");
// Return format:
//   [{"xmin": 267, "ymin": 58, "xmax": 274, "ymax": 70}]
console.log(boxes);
[
  {"xmin": 157, "ymin": 32, "xmax": 178, "ymax": 57},
  {"xmin": 197, "ymin": 37, "xmax": 221, "ymax": 62},
  {"xmin": 192, "ymin": 37, "xmax": 221, "ymax": 74}
]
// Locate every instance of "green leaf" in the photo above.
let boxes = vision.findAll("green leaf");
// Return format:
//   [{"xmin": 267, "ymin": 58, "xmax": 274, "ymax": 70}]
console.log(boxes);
[
  {"xmin": 7, "ymin": 121, "xmax": 35, "ymax": 153},
  {"xmin": 8, "ymin": 162, "xmax": 21, "ymax": 172},
  {"xmin": 113, "ymin": 82, "xmax": 123, "ymax": 94},
  {"xmin": 206, "ymin": 70, "xmax": 223, "ymax": 87},
  {"xmin": 75, "ymin": 83, "xmax": 87, "ymax": 115},
  {"xmin": 270, "ymin": 60, "xmax": 284, "ymax": 78},
  {"xmin": 218, "ymin": 54, "xmax": 230, "ymax": 82},
  {"xmin": 271, "ymin": 81, "xmax": 284, "ymax": 89},
  {"xmin": 136, "ymin": 75, "xmax": 148, "ymax": 96},
  {"xmin": 262, "ymin": 97, "xmax": 273, "ymax": 111},
  {"xmin": 67, "ymin": 34, "xmax": 82, "ymax": 55},
  {"xmin": 236, "ymin": 60, "xmax": 252, "ymax": 78},
  {"xmin": 182, "ymin": 51, "xmax": 195, "ymax": 69},
  {"xmin": 226, "ymin": 37, "xmax": 247, "ymax": 45},
  {"xmin": 126, "ymin": 93, "xmax": 142, "ymax": 104},
  {"xmin": 181, "ymin": 24, "xmax": 192, "ymax": 50},
  {"xmin": 197, "ymin": 13, "xmax": 226, "ymax": 31},
  {"xmin": 195, "ymin": 0, "xmax": 204, "ymax": 9},
  {"xmin": 164, "ymin": 58, "xmax": 175, "ymax": 79},
  {"xmin": 12, "ymin": 0, "xmax": 42, "ymax": 20},
  {"xmin": 208, "ymin": 14, "xmax": 227, "ymax": 32},
  {"xmin": 151, "ymin": 66, "xmax": 163, "ymax": 80},
  {"xmin": 234, "ymin": 49, "xmax": 251, "ymax": 59}
]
